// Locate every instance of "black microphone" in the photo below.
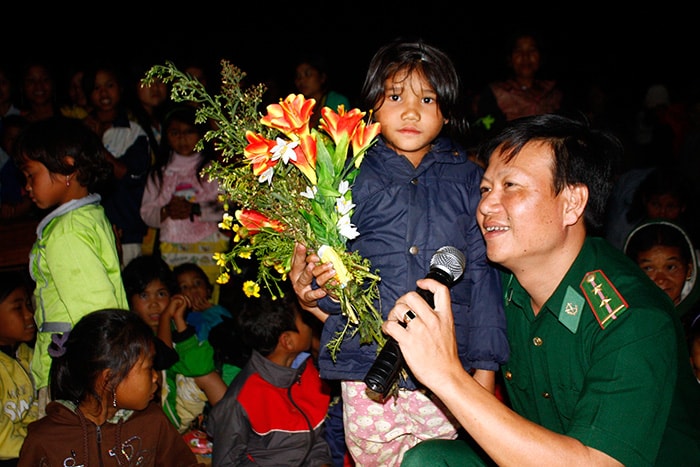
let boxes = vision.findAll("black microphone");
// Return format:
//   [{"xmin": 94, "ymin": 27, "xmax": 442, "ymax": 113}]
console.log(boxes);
[{"xmin": 363, "ymin": 246, "xmax": 466, "ymax": 398}]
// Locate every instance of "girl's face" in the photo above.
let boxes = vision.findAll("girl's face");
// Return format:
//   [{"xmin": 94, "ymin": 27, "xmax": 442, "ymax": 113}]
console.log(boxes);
[
  {"xmin": 115, "ymin": 350, "xmax": 158, "ymax": 411},
  {"xmin": 373, "ymin": 69, "xmax": 446, "ymax": 167},
  {"xmin": 90, "ymin": 70, "xmax": 121, "ymax": 113},
  {"xmin": 0, "ymin": 285, "xmax": 36, "ymax": 346},
  {"xmin": 130, "ymin": 279, "xmax": 171, "ymax": 333},
  {"xmin": 294, "ymin": 63, "xmax": 325, "ymax": 100},
  {"xmin": 166, "ymin": 121, "xmax": 200, "ymax": 156},
  {"xmin": 137, "ymin": 78, "xmax": 167, "ymax": 110},
  {"xmin": 635, "ymin": 245, "xmax": 690, "ymax": 304},
  {"xmin": 176, "ymin": 270, "xmax": 210, "ymax": 305},
  {"xmin": 23, "ymin": 65, "xmax": 54, "ymax": 106},
  {"xmin": 19, "ymin": 158, "xmax": 75, "ymax": 209}
]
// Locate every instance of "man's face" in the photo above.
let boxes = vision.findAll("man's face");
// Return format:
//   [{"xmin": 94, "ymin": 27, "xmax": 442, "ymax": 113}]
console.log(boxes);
[{"xmin": 477, "ymin": 141, "xmax": 571, "ymax": 271}]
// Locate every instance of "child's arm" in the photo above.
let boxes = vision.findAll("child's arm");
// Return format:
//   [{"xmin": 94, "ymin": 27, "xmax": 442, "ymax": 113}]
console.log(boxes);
[
  {"xmin": 193, "ymin": 371, "xmax": 227, "ymax": 405},
  {"xmin": 157, "ymin": 294, "xmax": 190, "ymax": 348}
]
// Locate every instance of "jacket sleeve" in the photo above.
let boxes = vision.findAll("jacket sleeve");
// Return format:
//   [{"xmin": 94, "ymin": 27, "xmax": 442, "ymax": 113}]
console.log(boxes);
[
  {"xmin": 170, "ymin": 332, "xmax": 216, "ymax": 376},
  {"xmin": 140, "ymin": 173, "xmax": 169, "ymax": 228}
]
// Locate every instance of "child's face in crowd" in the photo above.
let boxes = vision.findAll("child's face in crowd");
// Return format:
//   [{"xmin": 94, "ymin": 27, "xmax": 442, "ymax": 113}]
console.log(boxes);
[
  {"xmin": 166, "ymin": 121, "xmax": 199, "ymax": 156},
  {"xmin": 130, "ymin": 279, "xmax": 171, "ymax": 333},
  {"xmin": 90, "ymin": 70, "xmax": 121, "ymax": 113},
  {"xmin": 644, "ymin": 194, "xmax": 685, "ymax": 220},
  {"xmin": 137, "ymin": 78, "xmax": 167, "ymax": 109},
  {"xmin": 635, "ymin": 245, "xmax": 690, "ymax": 304},
  {"xmin": 373, "ymin": 68, "xmax": 446, "ymax": 166},
  {"xmin": 0, "ymin": 285, "xmax": 36, "ymax": 346},
  {"xmin": 176, "ymin": 270, "xmax": 210, "ymax": 308},
  {"xmin": 115, "ymin": 349, "xmax": 158, "ymax": 411},
  {"xmin": 19, "ymin": 158, "xmax": 74, "ymax": 209}
]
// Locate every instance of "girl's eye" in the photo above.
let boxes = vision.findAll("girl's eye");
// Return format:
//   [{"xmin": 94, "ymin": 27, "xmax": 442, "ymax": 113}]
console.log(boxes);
[
  {"xmin": 388, "ymin": 94, "xmax": 400, "ymax": 102},
  {"xmin": 422, "ymin": 97, "xmax": 434, "ymax": 104}
]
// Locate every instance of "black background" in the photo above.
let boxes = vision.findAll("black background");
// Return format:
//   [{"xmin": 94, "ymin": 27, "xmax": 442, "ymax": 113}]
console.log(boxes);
[{"xmin": 5, "ymin": 3, "xmax": 695, "ymax": 119}]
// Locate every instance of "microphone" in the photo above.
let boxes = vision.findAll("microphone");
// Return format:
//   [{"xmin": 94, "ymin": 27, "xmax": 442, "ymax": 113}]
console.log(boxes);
[{"xmin": 363, "ymin": 246, "xmax": 466, "ymax": 398}]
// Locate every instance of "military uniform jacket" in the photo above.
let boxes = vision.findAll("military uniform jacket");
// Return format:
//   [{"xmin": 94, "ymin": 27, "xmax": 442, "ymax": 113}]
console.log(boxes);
[{"xmin": 501, "ymin": 237, "xmax": 700, "ymax": 466}]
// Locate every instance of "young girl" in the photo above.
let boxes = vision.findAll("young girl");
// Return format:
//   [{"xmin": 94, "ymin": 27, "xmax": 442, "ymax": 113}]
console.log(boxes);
[
  {"xmin": 140, "ymin": 105, "xmax": 229, "ymax": 294},
  {"xmin": 173, "ymin": 262, "xmax": 232, "ymax": 342},
  {"xmin": 122, "ymin": 255, "xmax": 226, "ymax": 434},
  {"xmin": 291, "ymin": 39, "xmax": 509, "ymax": 465},
  {"xmin": 14, "ymin": 116, "xmax": 128, "ymax": 415},
  {"xmin": 0, "ymin": 270, "xmax": 38, "ymax": 465},
  {"xmin": 17, "ymin": 308, "xmax": 203, "ymax": 466}
]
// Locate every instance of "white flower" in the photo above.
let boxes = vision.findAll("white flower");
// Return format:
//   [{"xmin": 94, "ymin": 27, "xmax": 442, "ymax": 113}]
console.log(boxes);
[
  {"xmin": 338, "ymin": 180, "xmax": 350, "ymax": 195},
  {"xmin": 300, "ymin": 186, "xmax": 317, "ymax": 199},
  {"xmin": 270, "ymin": 137, "xmax": 299, "ymax": 164},
  {"xmin": 337, "ymin": 214, "xmax": 359, "ymax": 240},
  {"xmin": 258, "ymin": 167, "xmax": 274, "ymax": 185},
  {"xmin": 336, "ymin": 196, "xmax": 355, "ymax": 216}
]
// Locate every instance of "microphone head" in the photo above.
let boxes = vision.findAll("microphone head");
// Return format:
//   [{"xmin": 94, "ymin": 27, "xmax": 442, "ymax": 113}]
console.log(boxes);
[{"xmin": 430, "ymin": 246, "xmax": 466, "ymax": 282}]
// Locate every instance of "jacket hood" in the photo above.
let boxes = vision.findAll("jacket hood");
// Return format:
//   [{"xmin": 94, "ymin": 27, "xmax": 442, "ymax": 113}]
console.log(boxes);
[{"xmin": 623, "ymin": 219, "xmax": 698, "ymax": 312}]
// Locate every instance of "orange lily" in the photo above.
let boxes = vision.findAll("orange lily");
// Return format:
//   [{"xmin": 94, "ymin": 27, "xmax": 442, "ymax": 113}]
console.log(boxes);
[
  {"xmin": 243, "ymin": 131, "xmax": 279, "ymax": 176},
  {"xmin": 351, "ymin": 120, "xmax": 382, "ymax": 167},
  {"xmin": 292, "ymin": 134, "xmax": 317, "ymax": 185},
  {"xmin": 319, "ymin": 106, "xmax": 365, "ymax": 145},
  {"xmin": 235, "ymin": 209, "xmax": 285, "ymax": 235},
  {"xmin": 261, "ymin": 94, "xmax": 315, "ymax": 139}
]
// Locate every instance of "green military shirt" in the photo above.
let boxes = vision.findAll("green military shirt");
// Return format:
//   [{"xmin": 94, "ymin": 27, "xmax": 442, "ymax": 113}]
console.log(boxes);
[{"xmin": 502, "ymin": 237, "xmax": 700, "ymax": 466}]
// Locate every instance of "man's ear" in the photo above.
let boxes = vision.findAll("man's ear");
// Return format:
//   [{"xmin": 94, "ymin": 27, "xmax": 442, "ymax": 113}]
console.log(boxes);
[{"xmin": 563, "ymin": 184, "xmax": 588, "ymax": 226}]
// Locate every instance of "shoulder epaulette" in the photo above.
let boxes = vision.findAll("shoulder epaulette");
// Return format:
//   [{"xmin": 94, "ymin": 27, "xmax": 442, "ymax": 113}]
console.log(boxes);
[{"xmin": 579, "ymin": 270, "xmax": 629, "ymax": 330}]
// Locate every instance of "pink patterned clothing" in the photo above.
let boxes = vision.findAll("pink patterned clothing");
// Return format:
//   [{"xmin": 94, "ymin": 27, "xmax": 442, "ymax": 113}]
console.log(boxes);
[
  {"xmin": 341, "ymin": 381, "xmax": 459, "ymax": 466},
  {"xmin": 140, "ymin": 151, "xmax": 223, "ymax": 243}
]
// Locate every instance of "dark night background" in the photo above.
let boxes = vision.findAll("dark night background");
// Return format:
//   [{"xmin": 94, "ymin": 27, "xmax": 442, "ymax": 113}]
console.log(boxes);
[{"xmin": 5, "ymin": 3, "xmax": 696, "ymax": 130}]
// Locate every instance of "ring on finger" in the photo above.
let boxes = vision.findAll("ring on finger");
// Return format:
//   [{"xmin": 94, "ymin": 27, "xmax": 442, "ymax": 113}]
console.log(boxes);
[{"xmin": 403, "ymin": 309, "xmax": 416, "ymax": 325}]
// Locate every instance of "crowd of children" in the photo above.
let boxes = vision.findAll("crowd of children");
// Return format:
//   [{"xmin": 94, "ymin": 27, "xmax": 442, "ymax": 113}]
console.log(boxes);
[{"xmin": 1, "ymin": 35, "xmax": 700, "ymax": 467}]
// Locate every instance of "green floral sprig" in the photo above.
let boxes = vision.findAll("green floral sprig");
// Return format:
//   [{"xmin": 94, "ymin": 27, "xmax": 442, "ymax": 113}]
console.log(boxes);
[{"xmin": 143, "ymin": 60, "xmax": 385, "ymax": 360}]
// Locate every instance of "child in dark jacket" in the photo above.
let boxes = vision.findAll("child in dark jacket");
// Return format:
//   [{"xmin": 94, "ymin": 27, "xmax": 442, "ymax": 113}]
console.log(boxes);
[{"xmin": 207, "ymin": 289, "xmax": 333, "ymax": 467}]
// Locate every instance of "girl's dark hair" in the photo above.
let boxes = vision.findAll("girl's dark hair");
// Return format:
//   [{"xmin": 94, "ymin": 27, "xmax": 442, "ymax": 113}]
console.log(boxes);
[
  {"xmin": 172, "ymin": 262, "xmax": 213, "ymax": 295},
  {"xmin": 122, "ymin": 255, "xmax": 178, "ymax": 298},
  {"xmin": 13, "ymin": 116, "xmax": 112, "ymax": 191},
  {"xmin": 0, "ymin": 270, "xmax": 33, "ymax": 303},
  {"xmin": 360, "ymin": 38, "xmax": 468, "ymax": 140},
  {"xmin": 237, "ymin": 288, "xmax": 300, "ymax": 357},
  {"xmin": 49, "ymin": 308, "xmax": 156, "ymax": 404},
  {"xmin": 624, "ymin": 221, "xmax": 692, "ymax": 264},
  {"xmin": 476, "ymin": 113, "xmax": 623, "ymax": 235},
  {"xmin": 148, "ymin": 105, "xmax": 214, "ymax": 188}
]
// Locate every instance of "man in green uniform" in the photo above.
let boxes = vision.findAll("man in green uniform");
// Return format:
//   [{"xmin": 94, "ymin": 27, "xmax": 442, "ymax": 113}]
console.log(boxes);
[{"xmin": 384, "ymin": 114, "xmax": 700, "ymax": 466}]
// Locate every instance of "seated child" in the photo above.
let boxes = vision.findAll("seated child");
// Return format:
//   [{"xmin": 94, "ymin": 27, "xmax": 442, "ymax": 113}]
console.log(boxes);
[
  {"xmin": 18, "ymin": 308, "xmax": 203, "ymax": 466},
  {"xmin": 0, "ymin": 271, "xmax": 38, "ymax": 466},
  {"xmin": 122, "ymin": 255, "xmax": 226, "ymax": 435},
  {"xmin": 173, "ymin": 262, "xmax": 233, "ymax": 342},
  {"xmin": 207, "ymin": 288, "xmax": 333, "ymax": 467}
]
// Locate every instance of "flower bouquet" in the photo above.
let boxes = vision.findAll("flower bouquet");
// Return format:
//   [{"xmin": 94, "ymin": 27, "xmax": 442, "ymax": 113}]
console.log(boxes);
[{"xmin": 142, "ymin": 60, "xmax": 384, "ymax": 360}]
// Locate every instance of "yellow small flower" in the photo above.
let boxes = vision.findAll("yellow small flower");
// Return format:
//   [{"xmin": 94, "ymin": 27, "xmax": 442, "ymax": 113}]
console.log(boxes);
[
  {"xmin": 218, "ymin": 212, "xmax": 234, "ymax": 231},
  {"xmin": 274, "ymin": 263, "xmax": 287, "ymax": 275},
  {"xmin": 213, "ymin": 252, "xmax": 227, "ymax": 267},
  {"xmin": 216, "ymin": 272, "xmax": 230, "ymax": 284},
  {"xmin": 238, "ymin": 249, "xmax": 252, "ymax": 259},
  {"xmin": 243, "ymin": 280, "xmax": 261, "ymax": 298}
]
